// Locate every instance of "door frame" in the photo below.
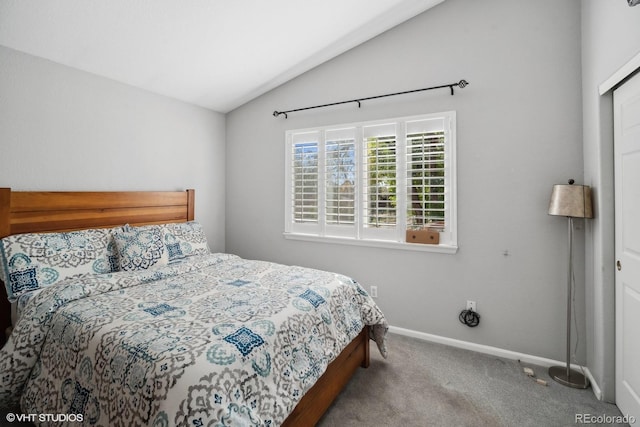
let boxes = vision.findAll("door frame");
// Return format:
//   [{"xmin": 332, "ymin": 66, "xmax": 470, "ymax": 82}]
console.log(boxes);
[
  {"xmin": 594, "ymin": 53, "xmax": 640, "ymax": 402},
  {"xmin": 612, "ymin": 69, "xmax": 640, "ymax": 419}
]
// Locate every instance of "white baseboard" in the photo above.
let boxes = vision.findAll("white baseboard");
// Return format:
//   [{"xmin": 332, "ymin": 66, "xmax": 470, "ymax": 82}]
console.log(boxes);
[
  {"xmin": 389, "ymin": 325, "xmax": 602, "ymax": 399},
  {"xmin": 584, "ymin": 367, "xmax": 602, "ymax": 400}
]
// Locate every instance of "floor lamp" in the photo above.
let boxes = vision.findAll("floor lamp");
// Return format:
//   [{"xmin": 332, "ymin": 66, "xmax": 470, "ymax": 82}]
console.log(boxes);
[{"xmin": 547, "ymin": 179, "xmax": 593, "ymax": 389}]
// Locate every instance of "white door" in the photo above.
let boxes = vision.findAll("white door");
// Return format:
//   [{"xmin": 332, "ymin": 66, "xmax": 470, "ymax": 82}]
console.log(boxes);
[{"xmin": 614, "ymin": 70, "xmax": 640, "ymax": 422}]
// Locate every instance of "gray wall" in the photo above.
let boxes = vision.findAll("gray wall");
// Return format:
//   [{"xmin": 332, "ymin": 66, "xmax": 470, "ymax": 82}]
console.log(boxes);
[
  {"xmin": 0, "ymin": 45, "xmax": 226, "ymax": 252},
  {"xmin": 226, "ymin": 0, "xmax": 584, "ymax": 362},
  {"xmin": 581, "ymin": 0, "xmax": 640, "ymax": 402}
]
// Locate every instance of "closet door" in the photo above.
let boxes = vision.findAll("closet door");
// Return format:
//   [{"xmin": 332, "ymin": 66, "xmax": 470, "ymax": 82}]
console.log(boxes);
[{"xmin": 614, "ymin": 70, "xmax": 640, "ymax": 422}]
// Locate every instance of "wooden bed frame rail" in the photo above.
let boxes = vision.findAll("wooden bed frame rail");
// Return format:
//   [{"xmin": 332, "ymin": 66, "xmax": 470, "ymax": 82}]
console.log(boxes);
[
  {"xmin": 282, "ymin": 328, "xmax": 370, "ymax": 426},
  {"xmin": 0, "ymin": 187, "xmax": 370, "ymax": 426}
]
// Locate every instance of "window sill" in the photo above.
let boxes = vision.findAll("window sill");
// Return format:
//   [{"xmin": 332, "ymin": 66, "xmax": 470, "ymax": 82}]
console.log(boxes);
[{"xmin": 283, "ymin": 232, "xmax": 458, "ymax": 254}]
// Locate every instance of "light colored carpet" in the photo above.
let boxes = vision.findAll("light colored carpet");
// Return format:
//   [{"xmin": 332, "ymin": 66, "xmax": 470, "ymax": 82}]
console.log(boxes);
[
  {"xmin": 318, "ymin": 333, "xmax": 628, "ymax": 427},
  {"xmin": 0, "ymin": 333, "xmax": 626, "ymax": 426}
]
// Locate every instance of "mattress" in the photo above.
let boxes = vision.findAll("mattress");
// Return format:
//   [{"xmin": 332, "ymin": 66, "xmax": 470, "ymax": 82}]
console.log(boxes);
[{"xmin": 0, "ymin": 252, "xmax": 387, "ymax": 425}]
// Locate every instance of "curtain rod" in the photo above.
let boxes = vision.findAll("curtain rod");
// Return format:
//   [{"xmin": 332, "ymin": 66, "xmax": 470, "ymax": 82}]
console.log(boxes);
[{"xmin": 272, "ymin": 79, "xmax": 468, "ymax": 118}]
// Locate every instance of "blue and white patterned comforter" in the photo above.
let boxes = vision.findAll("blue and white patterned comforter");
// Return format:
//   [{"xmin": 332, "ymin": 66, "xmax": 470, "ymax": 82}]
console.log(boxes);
[{"xmin": 0, "ymin": 253, "xmax": 388, "ymax": 426}]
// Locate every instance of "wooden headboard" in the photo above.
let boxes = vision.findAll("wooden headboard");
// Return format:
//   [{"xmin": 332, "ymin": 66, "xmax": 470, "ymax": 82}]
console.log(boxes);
[{"xmin": 0, "ymin": 188, "xmax": 195, "ymax": 346}]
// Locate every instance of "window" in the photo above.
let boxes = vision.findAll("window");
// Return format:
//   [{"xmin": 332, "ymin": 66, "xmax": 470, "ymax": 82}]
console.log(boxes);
[{"xmin": 284, "ymin": 112, "xmax": 457, "ymax": 253}]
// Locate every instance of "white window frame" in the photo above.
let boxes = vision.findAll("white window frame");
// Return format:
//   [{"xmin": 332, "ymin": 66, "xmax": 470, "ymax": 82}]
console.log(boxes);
[{"xmin": 284, "ymin": 112, "xmax": 457, "ymax": 254}]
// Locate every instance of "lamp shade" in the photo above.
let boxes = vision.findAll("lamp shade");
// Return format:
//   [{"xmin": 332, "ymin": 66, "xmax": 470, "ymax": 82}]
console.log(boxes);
[{"xmin": 548, "ymin": 183, "xmax": 593, "ymax": 218}]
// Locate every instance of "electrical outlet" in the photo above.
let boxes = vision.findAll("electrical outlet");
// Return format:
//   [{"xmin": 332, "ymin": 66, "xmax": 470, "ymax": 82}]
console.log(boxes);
[
  {"xmin": 370, "ymin": 286, "xmax": 378, "ymax": 298},
  {"xmin": 466, "ymin": 300, "xmax": 476, "ymax": 311}
]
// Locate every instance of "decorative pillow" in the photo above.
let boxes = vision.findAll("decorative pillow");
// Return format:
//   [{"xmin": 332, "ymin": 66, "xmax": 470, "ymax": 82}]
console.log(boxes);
[
  {"xmin": 0, "ymin": 228, "xmax": 120, "ymax": 303},
  {"xmin": 161, "ymin": 221, "xmax": 210, "ymax": 262},
  {"xmin": 113, "ymin": 225, "xmax": 169, "ymax": 271}
]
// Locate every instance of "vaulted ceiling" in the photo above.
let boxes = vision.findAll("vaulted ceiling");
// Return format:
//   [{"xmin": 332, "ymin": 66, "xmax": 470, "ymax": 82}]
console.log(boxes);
[{"xmin": 0, "ymin": 0, "xmax": 444, "ymax": 112}]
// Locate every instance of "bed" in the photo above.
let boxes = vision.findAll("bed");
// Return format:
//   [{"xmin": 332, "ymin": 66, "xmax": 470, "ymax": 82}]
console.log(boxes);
[{"xmin": 0, "ymin": 188, "xmax": 388, "ymax": 426}]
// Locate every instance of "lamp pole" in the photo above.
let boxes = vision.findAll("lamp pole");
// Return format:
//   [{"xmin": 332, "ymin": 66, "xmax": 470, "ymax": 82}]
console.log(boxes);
[{"xmin": 548, "ymin": 215, "xmax": 589, "ymax": 388}]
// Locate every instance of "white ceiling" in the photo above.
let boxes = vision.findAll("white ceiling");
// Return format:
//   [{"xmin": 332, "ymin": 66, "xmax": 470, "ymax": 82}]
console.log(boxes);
[{"xmin": 0, "ymin": 0, "xmax": 444, "ymax": 113}]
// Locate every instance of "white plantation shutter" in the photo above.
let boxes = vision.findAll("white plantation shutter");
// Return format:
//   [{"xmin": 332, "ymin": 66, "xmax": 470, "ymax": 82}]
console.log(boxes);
[
  {"xmin": 287, "ymin": 131, "xmax": 320, "ymax": 234},
  {"xmin": 325, "ymin": 128, "xmax": 356, "ymax": 228},
  {"xmin": 284, "ymin": 112, "xmax": 456, "ymax": 251},
  {"xmin": 363, "ymin": 124, "xmax": 396, "ymax": 227},
  {"xmin": 406, "ymin": 118, "xmax": 446, "ymax": 230},
  {"xmin": 361, "ymin": 123, "xmax": 397, "ymax": 240}
]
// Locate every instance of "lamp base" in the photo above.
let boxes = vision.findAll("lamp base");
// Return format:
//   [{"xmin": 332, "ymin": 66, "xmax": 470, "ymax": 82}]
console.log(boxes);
[{"xmin": 548, "ymin": 366, "xmax": 590, "ymax": 389}]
